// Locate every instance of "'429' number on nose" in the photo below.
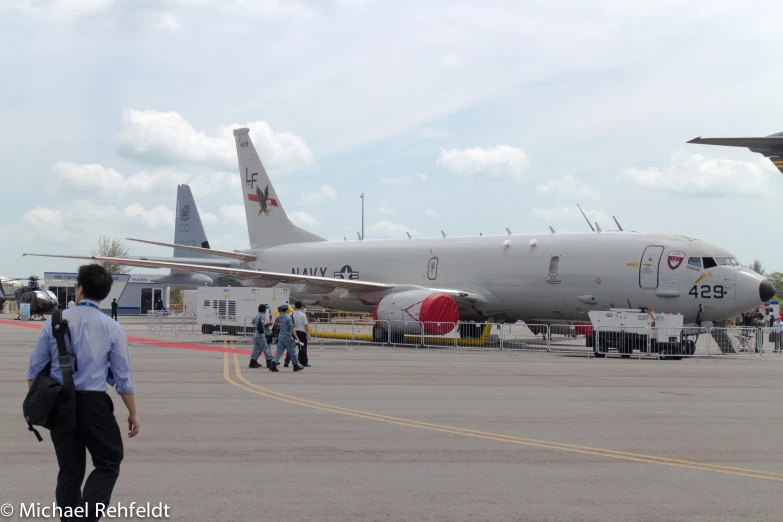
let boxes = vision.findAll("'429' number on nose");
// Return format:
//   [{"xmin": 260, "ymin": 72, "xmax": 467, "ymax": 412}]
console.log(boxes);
[{"xmin": 689, "ymin": 285, "xmax": 725, "ymax": 299}]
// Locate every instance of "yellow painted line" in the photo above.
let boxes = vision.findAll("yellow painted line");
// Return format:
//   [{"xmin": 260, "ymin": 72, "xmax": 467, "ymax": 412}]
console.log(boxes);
[{"xmin": 223, "ymin": 354, "xmax": 783, "ymax": 482}]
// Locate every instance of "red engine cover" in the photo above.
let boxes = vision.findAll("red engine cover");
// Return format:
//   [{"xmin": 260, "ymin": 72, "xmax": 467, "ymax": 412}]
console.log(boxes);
[{"xmin": 419, "ymin": 293, "xmax": 459, "ymax": 335}]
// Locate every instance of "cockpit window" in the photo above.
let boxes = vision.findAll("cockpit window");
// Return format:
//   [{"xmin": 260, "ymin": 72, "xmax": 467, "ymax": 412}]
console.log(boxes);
[
  {"xmin": 715, "ymin": 257, "xmax": 739, "ymax": 266},
  {"xmin": 702, "ymin": 257, "xmax": 718, "ymax": 269},
  {"xmin": 688, "ymin": 257, "xmax": 702, "ymax": 269}
]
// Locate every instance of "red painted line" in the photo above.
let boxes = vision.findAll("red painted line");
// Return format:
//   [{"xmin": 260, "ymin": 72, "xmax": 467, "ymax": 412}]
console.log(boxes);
[{"xmin": 0, "ymin": 320, "xmax": 252, "ymax": 355}]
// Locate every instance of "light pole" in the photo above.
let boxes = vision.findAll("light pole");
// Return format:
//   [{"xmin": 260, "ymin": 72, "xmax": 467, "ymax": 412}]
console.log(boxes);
[{"xmin": 360, "ymin": 193, "xmax": 364, "ymax": 240}]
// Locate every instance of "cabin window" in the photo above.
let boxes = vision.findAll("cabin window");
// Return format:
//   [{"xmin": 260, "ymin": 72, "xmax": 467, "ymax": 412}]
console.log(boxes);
[
  {"xmin": 702, "ymin": 257, "xmax": 718, "ymax": 269},
  {"xmin": 548, "ymin": 255, "xmax": 560, "ymax": 276},
  {"xmin": 688, "ymin": 257, "xmax": 702, "ymax": 269}
]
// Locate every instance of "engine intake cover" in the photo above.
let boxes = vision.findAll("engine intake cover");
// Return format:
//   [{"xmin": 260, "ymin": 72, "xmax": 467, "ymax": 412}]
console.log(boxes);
[{"xmin": 376, "ymin": 290, "xmax": 459, "ymax": 335}]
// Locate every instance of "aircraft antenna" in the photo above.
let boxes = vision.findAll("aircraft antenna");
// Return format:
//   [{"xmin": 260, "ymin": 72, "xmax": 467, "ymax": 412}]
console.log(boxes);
[
  {"xmin": 576, "ymin": 204, "xmax": 595, "ymax": 232},
  {"xmin": 441, "ymin": 230, "xmax": 446, "ymax": 238},
  {"xmin": 613, "ymin": 216, "xmax": 624, "ymax": 231},
  {"xmin": 595, "ymin": 222, "xmax": 602, "ymax": 233},
  {"xmin": 357, "ymin": 231, "xmax": 362, "ymax": 241},
  {"xmin": 549, "ymin": 226, "xmax": 556, "ymax": 234},
  {"xmin": 406, "ymin": 232, "xmax": 412, "ymax": 239},
  {"xmin": 505, "ymin": 227, "xmax": 512, "ymax": 236}
]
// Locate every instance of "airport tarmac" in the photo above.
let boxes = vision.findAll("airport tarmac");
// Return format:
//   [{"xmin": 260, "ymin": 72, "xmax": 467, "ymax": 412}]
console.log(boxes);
[{"xmin": 2, "ymin": 318, "xmax": 783, "ymax": 522}]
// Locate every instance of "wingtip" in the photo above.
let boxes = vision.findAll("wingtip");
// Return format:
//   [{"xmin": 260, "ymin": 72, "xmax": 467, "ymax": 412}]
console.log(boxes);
[{"xmin": 687, "ymin": 137, "xmax": 702, "ymax": 143}]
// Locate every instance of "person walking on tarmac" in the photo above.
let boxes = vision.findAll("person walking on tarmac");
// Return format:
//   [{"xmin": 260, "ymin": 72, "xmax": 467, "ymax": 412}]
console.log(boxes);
[
  {"xmin": 249, "ymin": 304, "xmax": 273, "ymax": 368},
  {"xmin": 110, "ymin": 298, "xmax": 118, "ymax": 321},
  {"xmin": 26, "ymin": 263, "xmax": 139, "ymax": 522},
  {"xmin": 285, "ymin": 301, "xmax": 310, "ymax": 367},
  {"xmin": 269, "ymin": 305, "xmax": 304, "ymax": 372}
]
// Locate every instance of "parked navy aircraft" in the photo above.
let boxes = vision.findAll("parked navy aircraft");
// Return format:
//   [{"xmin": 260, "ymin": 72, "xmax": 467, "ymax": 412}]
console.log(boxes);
[
  {"xmin": 26, "ymin": 129, "xmax": 773, "ymax": 333},
  {"xmin": 139, "ymin": 184, "xmax": 242, "ymax": 289},
  {"xmin": 688, "ymin": 131, "xmax": 783, "ymax": 174}
]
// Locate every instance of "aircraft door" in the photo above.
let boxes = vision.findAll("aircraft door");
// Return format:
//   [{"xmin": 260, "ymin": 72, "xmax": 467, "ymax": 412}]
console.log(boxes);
[
  {"xmin": 427, "ymin": 257, "xmax": 439, "ymax": 280},
  {"xmin": 639, "ymin": 246, "xmax": 664, "ymax": 289}
]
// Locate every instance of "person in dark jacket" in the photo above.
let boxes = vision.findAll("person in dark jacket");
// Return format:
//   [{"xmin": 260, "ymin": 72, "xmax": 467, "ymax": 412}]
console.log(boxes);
[{"xmin": 110, "ymin": 298, "xmax": 118, "ymax": 321}]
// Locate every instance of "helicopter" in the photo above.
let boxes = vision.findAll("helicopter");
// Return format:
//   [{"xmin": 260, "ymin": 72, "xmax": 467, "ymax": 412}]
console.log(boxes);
[{"xmin": 2, "ymin": 276, "xmax": 59, "ymax": 320}]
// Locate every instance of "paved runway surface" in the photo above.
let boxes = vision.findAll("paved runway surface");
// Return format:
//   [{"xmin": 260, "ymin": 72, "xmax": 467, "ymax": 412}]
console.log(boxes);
[{"xmin": 2, "ymin": 319, "xmax": 783, "ymax": 522}]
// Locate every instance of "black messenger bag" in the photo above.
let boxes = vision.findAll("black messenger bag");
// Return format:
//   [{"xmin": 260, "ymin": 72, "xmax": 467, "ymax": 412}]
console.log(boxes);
[{"xmin": 22, "ymin": 309, "xmax": 76, "ymax": 441}]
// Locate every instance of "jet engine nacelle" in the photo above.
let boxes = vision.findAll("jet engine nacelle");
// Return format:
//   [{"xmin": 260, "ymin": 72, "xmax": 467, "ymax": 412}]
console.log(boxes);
[{"xmin": 376, "ymin": 290, "xmax": 459, "ymax": 335}]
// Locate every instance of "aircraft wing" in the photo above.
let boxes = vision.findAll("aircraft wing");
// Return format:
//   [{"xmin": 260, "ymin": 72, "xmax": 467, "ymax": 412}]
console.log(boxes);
[
  {"xmin": 22, "ymin": 253, "xmax": 489, "ymax": 305},
  {"xmin": 128, "ymin": 256, "xmax": 237, "ymax": 268},
  {"xmin": 23, "ymin": 254, "xmax": 393, "ymax": 293}
]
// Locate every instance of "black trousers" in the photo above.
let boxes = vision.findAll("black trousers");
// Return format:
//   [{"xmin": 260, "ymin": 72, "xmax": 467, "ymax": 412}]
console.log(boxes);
[
  {"xmin": 285, "ymin": 331, "xmax": 308, "ymax": 365},
  {"xmin": 110, "ymin": 310, "xmax": 118, "ymax": 320},
  {"xmin": 50, "ymin": 392, "xmax": 124, "ymax": 522}
]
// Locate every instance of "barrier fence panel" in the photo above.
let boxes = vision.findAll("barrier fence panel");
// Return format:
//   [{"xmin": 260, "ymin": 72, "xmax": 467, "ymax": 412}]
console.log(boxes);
[
  {"xmin": 422, "ymin": 322, "xmax": 458, "ymax": 348},
  {"xmin": 387, "ymin": 321, "xmax": 424, "ymax": 347},
  {"xmin": 758, "ymin": 327, "xmax": 783, "ymax": 355},
  {"xmin": 548, "ymin": 324, "xmax": 594, "ymax": 355},
  {"xmin": 456, "ymin": 322, "xmax": 493, "ymax": 348},
  {"xmin": 708, "ymin": 327, "xmax": 761, "ymax": 357},
  {"xmin": 502, "ymin": 323, "xmax": 549, "ymax": 352},
  {"xmin": 596, "ymin": 326, "xmax": 650, "ymax": 357}
]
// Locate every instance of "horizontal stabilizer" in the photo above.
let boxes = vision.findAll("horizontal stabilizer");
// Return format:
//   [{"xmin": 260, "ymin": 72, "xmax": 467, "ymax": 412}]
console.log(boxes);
[
  {"xmin": 687, "ymin": 136, "xmax": 783, "ymax": 148},
  {"xmin": 688, "ymin": 133, "xmax": 783, "ymax": 173},
  {"xmin": 125, "ymin": 238, "xmax": 256, "ymax": 262}
]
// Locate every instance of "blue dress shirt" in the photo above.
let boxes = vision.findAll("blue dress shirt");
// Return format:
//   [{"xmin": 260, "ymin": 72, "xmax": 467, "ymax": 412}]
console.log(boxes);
[{"xmin": 26, "ymin": 299, "xmax": 136, "ymax": 394}]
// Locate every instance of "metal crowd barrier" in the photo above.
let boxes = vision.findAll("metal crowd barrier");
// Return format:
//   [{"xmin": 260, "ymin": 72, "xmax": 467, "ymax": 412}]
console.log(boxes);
[
  {"xmin": 143, "ymin": 314, "xmax": 783, "ymax": 360},
  {"xmin": 759, "ymin": 327, "xmax": 783, "ymax": 355}
]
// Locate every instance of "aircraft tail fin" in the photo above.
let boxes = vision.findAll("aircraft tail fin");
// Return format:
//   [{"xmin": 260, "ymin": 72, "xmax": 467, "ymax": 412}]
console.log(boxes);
[
  {"xmin": 233, "ymin": 128, "xmax": 323, "ymax": 249},
  {"xmin": 173, "ymin": 184, "xmax": 212, "ymax": 258}
]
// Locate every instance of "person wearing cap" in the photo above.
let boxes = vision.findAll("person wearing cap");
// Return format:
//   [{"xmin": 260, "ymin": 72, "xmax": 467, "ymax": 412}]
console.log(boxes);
[
  {"xmin": 249, "ymin": 304, "xmax": 273, "ymax": 368},
  {"xmin": 269, "ymin": 305, "xmax": 304, "ymax": 372}
]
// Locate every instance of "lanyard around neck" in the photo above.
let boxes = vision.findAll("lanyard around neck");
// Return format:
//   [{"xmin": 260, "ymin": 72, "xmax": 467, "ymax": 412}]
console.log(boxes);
[{"xmin": 77, "ymin": 302, "xmax": 100, "ymax": 310}]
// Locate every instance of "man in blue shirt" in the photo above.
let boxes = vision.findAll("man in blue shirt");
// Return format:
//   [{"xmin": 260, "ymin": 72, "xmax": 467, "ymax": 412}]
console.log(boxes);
[
  {"xmin": 249, "ymin": 304, "xmax": 272, "ymax": 368},
  {"xmin": 269, "ymin": 305, "xmax": 304, "ymax": 372},
  {"xmin": 27, "ymin": 264, "xmax": 139, "ymax": 522}
]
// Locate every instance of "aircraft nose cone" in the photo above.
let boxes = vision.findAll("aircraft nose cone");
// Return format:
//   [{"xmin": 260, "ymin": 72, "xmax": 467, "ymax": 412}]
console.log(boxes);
[{"xmin": 760, "ymin": 279, "xmax": 775, "ymax": 303}]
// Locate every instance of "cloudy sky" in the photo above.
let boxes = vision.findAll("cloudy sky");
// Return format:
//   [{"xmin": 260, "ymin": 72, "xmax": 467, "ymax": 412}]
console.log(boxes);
[{"xmin": 1, "ymin": 0, "xmax": 783, "ymax": 279}]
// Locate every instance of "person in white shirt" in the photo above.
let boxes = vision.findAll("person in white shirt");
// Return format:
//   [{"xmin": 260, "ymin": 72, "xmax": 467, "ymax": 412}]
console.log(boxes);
[
  {"xmin": 773, "ymin": 318, "xmax": 783, "ymax": 353},
  {"xmin": 67, "ymin": 299, "xmax": 76, "ymax": 309},
  {"xmin": 285, "ymin": 301, "xmax": 311, "ymax": 367}
]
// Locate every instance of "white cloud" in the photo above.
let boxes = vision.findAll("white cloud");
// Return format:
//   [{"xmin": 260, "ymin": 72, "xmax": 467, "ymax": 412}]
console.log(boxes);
[
  {"xmin": 117, "ymin": 109, "xmax": 313, "ymax": 171},
  {"xmin": 160, "ymin": 12, "xmax": 182, "ymax": 32},
  {"xmin": 530, "ymin": 206, "xmax": 612, "ymax": 228},
  {"xmin": 375, "ymin": 206, "xmax": 396, "ymax": 215},
  {"xmin": 49, "ymin": 162, "xmax": 243, "ymax": 206},
  {"xmin": 198, "ymin": 208, "xmax": 218, "ymax": 227},
  {"xmin": 424, "ymin": 207, "xmax": 440, "ymax": 218},
  {"xmin": 416, "ymin": 172, "xmax": 428, "ymax": 181},
  {"xmin": 440, "ymin": 53, "xmax": 462, "ymax": 69},
  {"xmin": 436, "ymin": 145, "xmax": 528, "ymax": 178},
  {"xmin": 289, "ymin": 211, "xmax": 318, "ymax": 227},
  {"xmin": 122, "ymin": 203, "xmax": 175, "ymax": 228},
  {"xmin": 298, "ymin": 184, "xmax": 337, "ymax": 205},
  {"xmin": 20, "ymin": 208, "xmax": 66, "ymax": 241},
  {"xmin": 220, "ymin": 204, "xmax": 246, "ymax": 226},
  {"xmin": 51, "ymin": 162, "xmax": 125, "ymax": 196},
  {"xmin": 624, "ymin": 152, "xmax": 776, "ymax": 197},
  {"xmin": 536, "ymin": 175, "xmax": 601, "ymax": 200},
  {"xmin": 367, "ymin": 220, "xmax": 417, "ymax": 238}
]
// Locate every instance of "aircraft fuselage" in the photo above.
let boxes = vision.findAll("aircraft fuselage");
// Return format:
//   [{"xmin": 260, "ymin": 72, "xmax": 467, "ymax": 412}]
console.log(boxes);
[{"xmin": 242, "ymin": 231, "xmax": 767, "ymax": 324}]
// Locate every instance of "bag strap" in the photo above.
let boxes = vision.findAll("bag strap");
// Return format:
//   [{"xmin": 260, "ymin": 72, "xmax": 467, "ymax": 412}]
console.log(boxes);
[{"xmin": 51, "ymin": 309, "xmax": 75, "ymax": 398}]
